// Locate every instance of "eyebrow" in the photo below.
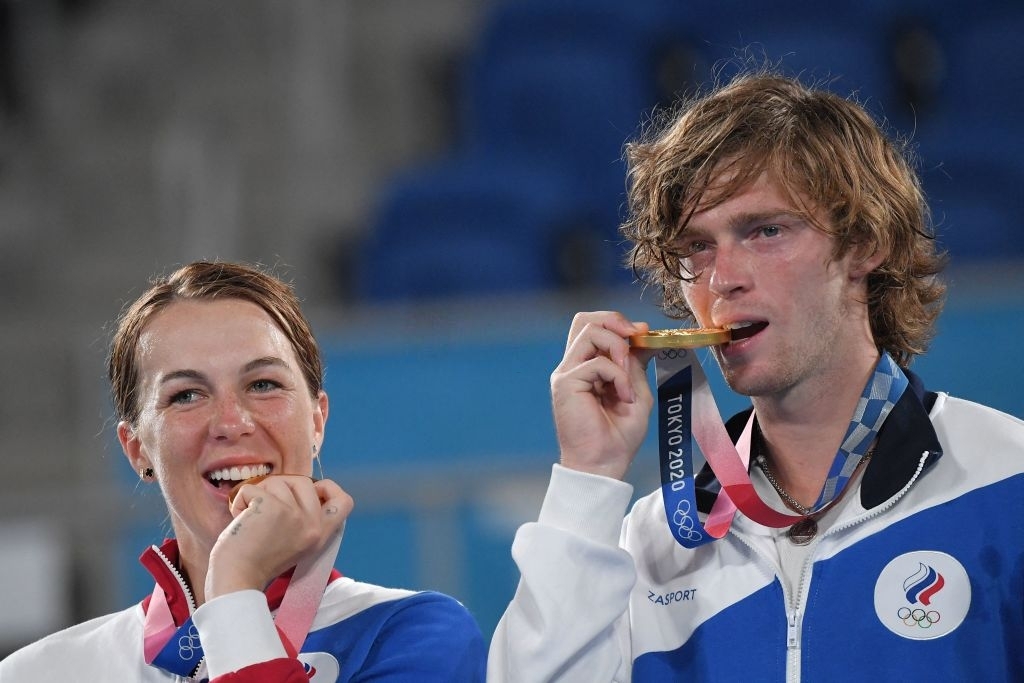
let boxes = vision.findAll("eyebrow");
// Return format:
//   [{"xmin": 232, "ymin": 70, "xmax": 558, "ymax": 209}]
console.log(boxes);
[
  {"xmin": 157, "ymin": 357, "xmax": 292, "ymax": 386},
  {"xmin": 158, "ymin": 369, "xmax": 207, "ymax": 386},
  {"xmin": 729, "ymin": 210, "xmax": 801, "ymax": 228},
  {"xmin": 243, "ymin": 356, "xmax": 292, "ymax": 373},
  {"xmin": 685, "ymin": 209, "xmax": 803, "ymax": 237}
]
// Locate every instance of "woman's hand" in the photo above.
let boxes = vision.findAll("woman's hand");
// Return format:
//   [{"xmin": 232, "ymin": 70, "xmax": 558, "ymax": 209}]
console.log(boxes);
[
  {"xmin": 205, "ymin": 475, "xmax": 352, "ymax": 601},
  {"xmin": 551, "ymin": 311, "xmax": 654, "ymax": 481}
]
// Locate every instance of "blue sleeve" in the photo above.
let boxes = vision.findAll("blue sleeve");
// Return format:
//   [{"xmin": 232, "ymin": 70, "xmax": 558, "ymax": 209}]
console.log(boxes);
[
  {"xmin": 360, "ymin": 592, "xmax": 486, "ymax": 682},
  {"xmin": 303, "ymin": 591, "xmax": 487, "ymax": 682}
]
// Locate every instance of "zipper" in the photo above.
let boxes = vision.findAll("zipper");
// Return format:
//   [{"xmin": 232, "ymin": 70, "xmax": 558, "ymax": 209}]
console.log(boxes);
[
  {"xmin": 783, "ymin": 449, "xmax": 931, "ymax": 682},
  {"xmin": 786, "ymin": 609, "xmax": 799, "ymax": 648},
  {"xmin": 152, "ymin": 544, "xmax": 198, "ymax": 614},
  {"xmin": 151, "ymin": 545, "xmax": 205, "ymax": 680},
  {"xmin": 826, "ymin": 450, "xmax": 931, "ymax": 538},
  {"xmin": 786, "ymin": 540, "xmax": 817, "ymax": 682}
]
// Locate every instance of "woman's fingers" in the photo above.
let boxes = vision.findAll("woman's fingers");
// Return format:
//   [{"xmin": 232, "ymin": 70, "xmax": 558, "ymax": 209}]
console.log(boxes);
[
  {"xmin": 312, "ymin": 478, "xmax": 354, "ymax": 534},
  {"xmin": 229, "ymin": 475, "xmax": 348, "ymax": 529},
  {"xmin": 208, "ymin": 475, "xmax": 352, "ymax": 599}
]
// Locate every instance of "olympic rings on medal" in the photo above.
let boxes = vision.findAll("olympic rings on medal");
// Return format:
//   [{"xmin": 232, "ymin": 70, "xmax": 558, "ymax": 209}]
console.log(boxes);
[
  {"xmin": 658, "ymin": 348, "xmax": 689, "ymax": 360},
  {"xmin": 897, "ymin": 606, "xmax": 941, "ymax": 628}
]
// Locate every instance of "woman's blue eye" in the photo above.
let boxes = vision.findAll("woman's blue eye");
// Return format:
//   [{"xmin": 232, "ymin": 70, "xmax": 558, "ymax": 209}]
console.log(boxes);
[
  {"xmin": 170, "ymin": 389, "xmax": 199, "ymax": 405},
  {"xmin": 251, "ymin": 379, "xmax": 280, "ymax": 392},
  {"xmin": 760, "ymin": 225, "xmax": 782, "ymax": 237}
]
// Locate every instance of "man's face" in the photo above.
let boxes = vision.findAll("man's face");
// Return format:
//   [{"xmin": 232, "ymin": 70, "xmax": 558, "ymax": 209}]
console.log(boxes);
[{"xmin": 678, "ymin": 171, "xmax": 874, "ymax": 402}]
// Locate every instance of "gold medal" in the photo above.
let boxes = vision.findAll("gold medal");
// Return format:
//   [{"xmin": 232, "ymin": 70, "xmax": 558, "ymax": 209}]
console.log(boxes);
[
  {"xmin": 629, "ymin": 327, "xmax": 732, "ymax": 349},
  {"xmin": 226, "ymin": 474, "xmax": 319, "ymax": 508},
  {"xmin": 227, "ymin": 473, "xmax": 271, "ymax": 507}
]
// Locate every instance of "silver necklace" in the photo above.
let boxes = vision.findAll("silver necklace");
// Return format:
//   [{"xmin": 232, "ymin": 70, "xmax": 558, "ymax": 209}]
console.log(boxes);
[
  {"xmin": 754, "ymin": 453, "xmax": 813, "ymax": 515},
  {"xmin": 754, "ymin": 442, "xmax": 873, "ymax": 545}
]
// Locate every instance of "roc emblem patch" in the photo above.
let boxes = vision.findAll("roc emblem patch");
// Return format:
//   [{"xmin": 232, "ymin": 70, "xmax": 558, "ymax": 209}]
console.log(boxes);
[
  {"xmin": 873, "ymin": 550, "xmax": 970, "ymax": 640},
  {"xmin": 299, "ymin": 652, "xmax": 340, "ymax": 680}
]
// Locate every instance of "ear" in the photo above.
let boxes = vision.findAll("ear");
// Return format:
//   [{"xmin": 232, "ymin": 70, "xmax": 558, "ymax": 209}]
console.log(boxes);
[
  {"xmin": 312, "ymin": 391, "xmax": 328, "ymax": 450},
  {"xmin": 117, "ymin": 421, "xmax": 151, "ymax": 475},
  {"xmin": 847, "ymin": 244, "xmax": 887, "ymax": 281}
]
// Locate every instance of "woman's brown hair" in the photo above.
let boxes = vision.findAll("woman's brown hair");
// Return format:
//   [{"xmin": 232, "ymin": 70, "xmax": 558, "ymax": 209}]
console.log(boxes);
[{"xmin": 108, "ymin": 261, "xmax": 323, "ymax": 424}]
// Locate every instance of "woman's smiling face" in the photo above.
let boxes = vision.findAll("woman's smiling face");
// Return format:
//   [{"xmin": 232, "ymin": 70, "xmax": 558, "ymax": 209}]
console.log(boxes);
[{"xmin": 119, "ymin": 297, "xmax": 327, "ymax": 561}]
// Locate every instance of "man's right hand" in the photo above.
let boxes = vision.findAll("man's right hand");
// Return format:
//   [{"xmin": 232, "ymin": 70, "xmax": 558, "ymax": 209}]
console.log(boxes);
[{"xmin": 550, "ymin": 311, "xmax": 655, "ymax": 481}]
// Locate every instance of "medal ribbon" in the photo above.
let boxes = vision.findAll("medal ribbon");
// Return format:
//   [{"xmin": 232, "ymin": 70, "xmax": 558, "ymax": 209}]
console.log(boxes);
[
  {"xmin": 657, "ymin": 349, "xmax": 908, "ymax": 548},
  {"xmin": 144, "ymin": 587, "xmax": 203, "ymax": 677},
  {"xmin": 142, "ymin": 529, "xmax": 343, "ymax": 676}
]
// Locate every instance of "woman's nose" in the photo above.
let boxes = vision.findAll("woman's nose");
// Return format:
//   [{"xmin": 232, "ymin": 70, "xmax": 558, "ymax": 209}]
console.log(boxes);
[{"xmin": 210, "ymin": 393, "xmax": 255, "ymax": 439}]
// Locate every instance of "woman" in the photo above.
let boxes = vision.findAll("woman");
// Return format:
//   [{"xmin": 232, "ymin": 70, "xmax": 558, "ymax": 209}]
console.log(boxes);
[{"xmin": 1, "ymin": 261, "xmax": 487, "ymax": 682}]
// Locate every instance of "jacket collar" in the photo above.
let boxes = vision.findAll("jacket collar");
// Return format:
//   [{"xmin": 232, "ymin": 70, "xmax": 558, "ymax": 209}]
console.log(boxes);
[
  {"xmin": 859, "ymin": 368, "xmax": 943, "ymax": 508},
  {"xmin": 139, "ymin": 538, "xmax": 342, "ymax": 625},
  {"xmin": 139, "ymin": 539, "xmax": 193, "ymax": 624},
  {"xmin": 700, "ymin": 368, "xmax": 944, "ymax": 513}
]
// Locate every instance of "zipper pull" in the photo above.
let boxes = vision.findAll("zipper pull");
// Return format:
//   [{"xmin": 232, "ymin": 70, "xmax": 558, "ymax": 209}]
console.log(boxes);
[{"xmin": 787, "ymin": 610, "xmax": 800, "ymax": 649}]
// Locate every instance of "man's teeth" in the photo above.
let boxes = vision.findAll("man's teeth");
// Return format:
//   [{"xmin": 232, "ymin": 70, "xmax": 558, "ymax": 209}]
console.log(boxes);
[{"xmin": 208, "ymin": 464, "xmax": 271, "ymax": 483}]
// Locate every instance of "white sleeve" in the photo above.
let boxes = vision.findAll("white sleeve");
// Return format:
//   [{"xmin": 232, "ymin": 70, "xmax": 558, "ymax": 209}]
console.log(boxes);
[
  {"xmin": 192, "ymin": 589, "xmax": 288, "ymax": 677},
  {"xmin": 488, "ymin": 464, "xmax": 638, "ymax": 683}
]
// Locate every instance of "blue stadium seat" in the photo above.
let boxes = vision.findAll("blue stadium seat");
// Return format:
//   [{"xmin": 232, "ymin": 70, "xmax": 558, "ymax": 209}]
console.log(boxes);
[
  {"xmin": 931, "ymin": 7, "xmax": 1024, "ymax": 125},
  {"xmin": 358, "ymin": 0, "xmax": 696, "ymax": 302},
  {"xmin": 912, "ymin": 6, "xmax": 1024, "ymax": 262},
  {"xmin": 358, "ymin": 155, "xmax": 625, "ymax": 301},
  {"xmin": 690, "ymin": 22, "xmax": 896, "ymax": 119},
  {"xmin": 465, "ymin": 49, "xmax": 648, "ymax": 238},
  {"xmin": 358, "ymin": 0, "xmax": 1022, "ymax": 304},
  {"xmin": 458, "ymin": 0, "xmax": 693, "ymax": 244},
  {"xmin": 919, "ymin": 139, "xmax": 1024, "ymax": 262},
  {"xmin": 464, "ymin": 0, "xmax": 691, "ymax": 113}
]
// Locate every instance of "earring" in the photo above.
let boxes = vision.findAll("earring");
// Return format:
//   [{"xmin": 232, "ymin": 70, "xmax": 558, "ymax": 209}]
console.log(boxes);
[
  {"xmin": 312, "ymin": 443, "xmax": 324, "ymax": 480},
  {"xmin": 140, "ymin": 467, "xmax": 155, "ymax": 481}
]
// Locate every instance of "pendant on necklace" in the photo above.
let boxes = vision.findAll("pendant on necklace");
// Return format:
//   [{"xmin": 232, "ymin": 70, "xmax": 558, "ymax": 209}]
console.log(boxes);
[{"xmin": 787, "ymin": 517, "xmax": 818, "ymax": 545}]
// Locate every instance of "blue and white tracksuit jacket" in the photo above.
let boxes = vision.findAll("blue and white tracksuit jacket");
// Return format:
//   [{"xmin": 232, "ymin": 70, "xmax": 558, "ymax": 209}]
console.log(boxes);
[
  {"xmin": 489, "ymin": 377, "xmax": 1024, "ymax": 681},
  {"xmin": 1, "ymin": 539, "xmax": 487, "ymax": 682}
]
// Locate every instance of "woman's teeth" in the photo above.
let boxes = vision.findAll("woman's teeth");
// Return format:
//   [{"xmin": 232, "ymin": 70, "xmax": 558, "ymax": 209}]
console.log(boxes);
[{"xmin": 207, "ymin": 464, "xmax": 271, "ymax": 486}]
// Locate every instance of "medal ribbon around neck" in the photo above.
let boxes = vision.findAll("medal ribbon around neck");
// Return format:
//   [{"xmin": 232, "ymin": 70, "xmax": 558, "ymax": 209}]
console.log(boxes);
[
  {"xmin": 142, "ymin": 528, "xmax": 344, "ymax": 677},
  {"xmin": 654, "ymin": 348, "xmax": 908, "ymax": 548}
]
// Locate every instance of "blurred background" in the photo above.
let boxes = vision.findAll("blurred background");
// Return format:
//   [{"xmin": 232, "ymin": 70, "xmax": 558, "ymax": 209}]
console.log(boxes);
[{"xmin": 1, "ymin": 0, "xmax": 1022, "ymax": 656}]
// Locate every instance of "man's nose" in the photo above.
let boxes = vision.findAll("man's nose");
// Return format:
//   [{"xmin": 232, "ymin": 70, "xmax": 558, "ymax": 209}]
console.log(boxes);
[{"xmin": 707, "ymin": 243, "xmax": 752, "ymax": 298}]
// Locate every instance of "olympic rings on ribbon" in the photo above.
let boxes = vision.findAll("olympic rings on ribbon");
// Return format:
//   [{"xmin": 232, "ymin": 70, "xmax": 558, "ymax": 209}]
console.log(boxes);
[{"xmin": 671, "ymin": 499, "xmax": 704, "ymax": 543}]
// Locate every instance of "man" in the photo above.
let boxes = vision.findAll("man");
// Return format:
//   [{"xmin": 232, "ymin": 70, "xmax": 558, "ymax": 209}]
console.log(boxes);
[{"xmin": 488, "ymin": 70, "xmax": 1024, "ymax": 681}]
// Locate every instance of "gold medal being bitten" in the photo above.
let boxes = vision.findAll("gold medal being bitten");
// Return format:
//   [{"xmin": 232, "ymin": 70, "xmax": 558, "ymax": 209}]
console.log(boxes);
[
  {"xmin": 226, "ymin": 474, "xmax": 320, "ymax": 508},
  {"xmin": 629, "ymin": 327, "xmax": 732, "ymax": 349}
]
